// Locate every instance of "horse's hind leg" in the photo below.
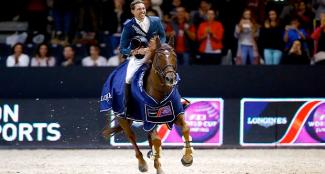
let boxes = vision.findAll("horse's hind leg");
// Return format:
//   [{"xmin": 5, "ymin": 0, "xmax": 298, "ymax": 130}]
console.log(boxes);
[
  {"xmin": 150, "ymin": 130, "xmax": 165, "ymax": 174},
  {"xmin": 174, "ymin": 115, "xmax": 194, "ymax": 167},
  {"xmin": 119, "ymin": 118, "xmax": 148, "ymax": 172}
]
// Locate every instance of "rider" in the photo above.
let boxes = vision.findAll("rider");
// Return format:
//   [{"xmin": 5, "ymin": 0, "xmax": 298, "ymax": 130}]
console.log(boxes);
[{"xmin": 120, "ymin": 0, "xmax": 166, "ymax": 115}]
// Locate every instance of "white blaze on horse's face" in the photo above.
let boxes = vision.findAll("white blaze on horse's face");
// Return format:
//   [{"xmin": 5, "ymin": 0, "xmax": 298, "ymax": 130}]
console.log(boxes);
[{"xmin": 164, "ymin": 50, "xmax": 170, "ymax": 58}]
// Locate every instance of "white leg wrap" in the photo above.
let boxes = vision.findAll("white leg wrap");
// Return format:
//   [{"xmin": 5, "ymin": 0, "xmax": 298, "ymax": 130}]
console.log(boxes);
[
  {"xmin": 182, "ymin": 136, "xmax": 194, "ymax": 155},
  {"xmin": 182, "ymin": 135, "xmax": 192, "ymax": 142},
  {"xmin": 152, "ymin": 146, "xmax": 162, "ymax": 160}
]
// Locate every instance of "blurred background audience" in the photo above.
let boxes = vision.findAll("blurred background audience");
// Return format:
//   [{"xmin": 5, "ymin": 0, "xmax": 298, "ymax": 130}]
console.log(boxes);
[{"xmin": 0, "ymin": 0, "xmax": 323, "ymax": 67}]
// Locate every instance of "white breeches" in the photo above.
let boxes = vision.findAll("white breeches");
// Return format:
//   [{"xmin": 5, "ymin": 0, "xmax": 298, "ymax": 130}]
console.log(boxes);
[{"xmin": 125, "ymin": 56, "xmax": 146, "ymax": 84}]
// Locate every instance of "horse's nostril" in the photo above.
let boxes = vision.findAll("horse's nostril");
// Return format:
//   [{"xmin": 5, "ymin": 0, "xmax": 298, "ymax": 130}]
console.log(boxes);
[{"xmin": 165, "ymin": 73, "xmax": 176, "ymax": 85}]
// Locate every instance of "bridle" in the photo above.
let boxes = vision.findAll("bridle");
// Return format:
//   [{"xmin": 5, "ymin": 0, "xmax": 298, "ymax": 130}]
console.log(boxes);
[{"xmin": 152, "ymin": 47, "xmax": 177, "ymax": 86}]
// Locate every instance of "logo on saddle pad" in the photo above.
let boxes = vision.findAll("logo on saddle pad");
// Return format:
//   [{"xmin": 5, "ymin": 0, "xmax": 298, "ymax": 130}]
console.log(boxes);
[{"xmin": 145, "ymin": 101, "xmax": 175, "ymax": 123}]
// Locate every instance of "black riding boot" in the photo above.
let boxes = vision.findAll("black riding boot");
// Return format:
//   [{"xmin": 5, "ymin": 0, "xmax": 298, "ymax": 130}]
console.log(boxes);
[{"xmin": 124, "ymin": 83, "xmax": 132, "ymax": 116}]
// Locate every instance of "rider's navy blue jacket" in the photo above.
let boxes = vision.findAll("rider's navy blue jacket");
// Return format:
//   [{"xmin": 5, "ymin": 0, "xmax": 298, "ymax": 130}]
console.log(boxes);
[{"xmin": 119, "ymin": 16, "xmax": 166, "ymax": 57}]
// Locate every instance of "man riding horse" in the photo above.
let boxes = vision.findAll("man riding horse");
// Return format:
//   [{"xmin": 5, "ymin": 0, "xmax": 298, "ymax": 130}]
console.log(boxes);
[{"xmin": 100, "ymin": 1, "xmax": 193, "ymax": 173}]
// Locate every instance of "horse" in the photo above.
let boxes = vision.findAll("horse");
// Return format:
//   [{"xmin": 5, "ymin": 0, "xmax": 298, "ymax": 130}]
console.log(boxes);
[{"xmin": 101, "ymin": 36, "xmax": 193, "ymax": 174}]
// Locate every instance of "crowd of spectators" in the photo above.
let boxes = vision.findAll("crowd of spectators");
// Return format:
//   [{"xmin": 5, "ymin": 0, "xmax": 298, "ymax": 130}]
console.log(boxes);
[{"xmin": 1, "ymin": 0, "xmax": 325, "ymax": 67}]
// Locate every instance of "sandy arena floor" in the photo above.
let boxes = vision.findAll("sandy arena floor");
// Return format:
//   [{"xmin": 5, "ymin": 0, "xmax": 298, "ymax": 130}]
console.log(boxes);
[{"xmin": 0, "ymin": 149, "xmax": 324, "ymax": 174}]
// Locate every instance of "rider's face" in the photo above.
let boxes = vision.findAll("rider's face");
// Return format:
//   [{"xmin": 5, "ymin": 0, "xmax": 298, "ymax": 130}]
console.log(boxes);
[{"xmin": 132, "ymin": 3, "xmax": 146, "ymax": 21}]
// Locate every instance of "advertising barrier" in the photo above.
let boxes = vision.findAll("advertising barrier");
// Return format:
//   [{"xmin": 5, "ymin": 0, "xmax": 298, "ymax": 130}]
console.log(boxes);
[
  {"xmin": 240, "ymin": 98, "xmax": 325, "ymax": 146},
  {"xmin": 2, "ymin": 97, "xmax": 325, "ymax": 148},
  {"xmin": 0, "ymin": 99, "xmax": 107, "ymax": 148},
  {"xmin": 111, "ymin": 98, "xmax": 224, "ymax": 147}
]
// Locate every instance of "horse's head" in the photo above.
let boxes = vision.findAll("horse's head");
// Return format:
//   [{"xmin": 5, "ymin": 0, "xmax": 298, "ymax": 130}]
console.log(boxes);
[{"xmin": 151, "ymin": 36, "xmax": 177, "ymax": 87}]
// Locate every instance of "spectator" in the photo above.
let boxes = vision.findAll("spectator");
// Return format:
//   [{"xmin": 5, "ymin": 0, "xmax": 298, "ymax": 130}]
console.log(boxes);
[
  {"xmin": 51, "ymin": 0, "xmax": 76, "ymax": 44},
  {"xmin": 247, "ymin": 0, "xmax": 267, "ymax": 24},
  {"xmin": 82, "ymin": 45, "xmax": 107, "ymax": 67},
  {"xmin": 282, "ymin": 40, "xmax": 309, "ymax": 64},
  {"xmin": 313, "ymin": 52, "xmax": 325, "ymax": 65},
  {"xmin": 30, "ymin": 43, "xmax": 56, "ymax": 67},
  {"xmin": 107, "ymin": 49, "xmax": 124, "ymax": 67},
  {"xmin": 61, "ymin": 45, "xmax": 76, "ymax": 67},
  {"xmin": 76, "ymin": 0, "xmax": 99, "ymax": 33},
  {"xmin": 259, "ymin": 9, "xmax": 284, "ymax": 65},
  {"xmin": 100, "ymin": 0, "xmax": 130, "ymax": 34},
  {"xmin": 296, "ymin": 1, "xmax": 315, "ymax": 32},
  {"xmin": 143, "ymin": 0, "xmax": 159, "ymax": 16},
  {"xmin": 6, "ymin": 43, "xmax": 30, "ymax": 67},
  {"xmin": 283, "ymin": 16, "xmax": 309, "ymax": 55},
  {"xmin": 313, "ymin": 0, "xmax": 325, "ymax": 25},
  {"xmin": 162, "ymin": 0, "xmax": 183, "ymax": 22},
  {"xmin": 234, "ymin": 9, "xmax": 260, "ymax": 65},
  {"xmin": 280, "ymin": 0, "xmax": 301, "ymax": 25},
  {"xmin": 190, "ymin": 0, "xmax": 211, "ymax": 28},
  {"xmin": 311, "ymin": 13, "xmax": 325, "ymax": 64},
  {"xmin": 197, "ymin": 9, "xmax": 224, "ymax": 65},
  {"xmin": 312, "ymin": 13, "xmax": 325, "ymax": 53},
  {"xmin": 166, "ymin": 7, "xmax": 196, "ymax": 65}
]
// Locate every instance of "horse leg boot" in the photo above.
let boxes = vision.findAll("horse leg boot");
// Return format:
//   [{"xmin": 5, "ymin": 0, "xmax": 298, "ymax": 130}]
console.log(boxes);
[
  {"xmin": 175, "ymin": 116, "xmax": 194, "ymax": 167},
  {"xmin": 151, "ymin": 131, "xmax": 165, "ymax": 174},
  {"xmin": 119, "ymin": 118, "xmax": 148, "ymax": 172}
]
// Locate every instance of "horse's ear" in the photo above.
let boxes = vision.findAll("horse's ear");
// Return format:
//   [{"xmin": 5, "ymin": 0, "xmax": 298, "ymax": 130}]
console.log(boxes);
[
  {"xmin": 168, "ymin": 35, "xmax": 175, "ymax": 48},
  {"xmin": 155, "ymin": 36, "xmax": 161, "ymax": 49}
]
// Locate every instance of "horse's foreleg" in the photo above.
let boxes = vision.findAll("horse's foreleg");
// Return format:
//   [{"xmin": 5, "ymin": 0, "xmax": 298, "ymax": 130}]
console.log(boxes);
[
  {"xmin": 147, "ymin": 133, "xmax": 154, "ymax": 159},
  {"xmin": 150, "ymin": 130, "xmax": 165, "ymax": 174},
  {"xmin": 174, "ymin": 115, "xmax": 194, "ymax": 167},
  {"xmin": 119, "ymin": 118, "xmax": 148, "ymax": 172}
]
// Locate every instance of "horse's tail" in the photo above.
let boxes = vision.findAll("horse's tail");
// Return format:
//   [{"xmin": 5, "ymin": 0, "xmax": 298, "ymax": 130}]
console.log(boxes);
[{"xmin": 102, "ymin": 115, "xmax": 123, "ymax": 140}]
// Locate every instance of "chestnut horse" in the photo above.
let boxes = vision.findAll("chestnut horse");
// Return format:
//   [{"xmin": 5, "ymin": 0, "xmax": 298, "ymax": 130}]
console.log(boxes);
[{"xmin": 103, "ymin": 37, "xmax": 193, "ymax": 174}]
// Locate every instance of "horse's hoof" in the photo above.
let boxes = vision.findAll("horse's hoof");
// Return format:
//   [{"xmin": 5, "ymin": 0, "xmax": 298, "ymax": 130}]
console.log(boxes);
[
  {"xmin": 181, "ymin": 155, "xmax": 193, "ymax": 167},
  {"xmin": 156, "ymin": 168, "xmax": 165, "ymax": 174},
  {"xmin": 138, "ymin": 160, "xmax": 148, "ymax": 172},
  {"xmin": 147, "ymin": 150, "xmax": 153, "ymax": 159}
]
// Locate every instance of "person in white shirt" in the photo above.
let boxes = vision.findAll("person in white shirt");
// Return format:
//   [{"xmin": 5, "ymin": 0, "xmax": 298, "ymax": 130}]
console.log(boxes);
[
  {"xmin": 6, "ymin": 43, "xmax": 30, "ymax": 67},
  {"xmin": 82, "ymin": 45, "xmax": 107, "ymax": 67},
  {"xmin": 30, "ymin": 43, "xmax": 56, "ymax": 67},
  {"xmin": 107, "ymin": 47, "xmax": 125, "ymax": 67}
]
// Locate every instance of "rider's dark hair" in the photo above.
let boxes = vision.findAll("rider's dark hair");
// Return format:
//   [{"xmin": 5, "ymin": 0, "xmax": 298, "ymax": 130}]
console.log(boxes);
[{"xmin": 130, "ymin": 0, "xmax": 144, "ymax": 10}]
